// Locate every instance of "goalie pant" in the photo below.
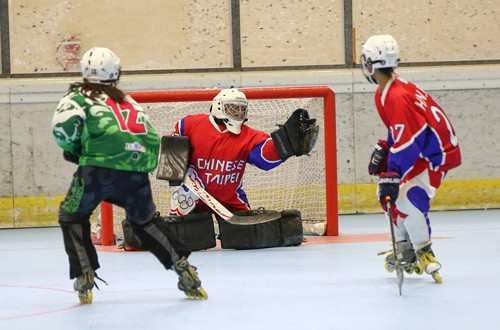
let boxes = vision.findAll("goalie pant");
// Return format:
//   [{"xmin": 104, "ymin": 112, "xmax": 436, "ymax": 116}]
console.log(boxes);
[{"xmin": 59, "ymin": 166, "xmax": 190, "ymax": 279}]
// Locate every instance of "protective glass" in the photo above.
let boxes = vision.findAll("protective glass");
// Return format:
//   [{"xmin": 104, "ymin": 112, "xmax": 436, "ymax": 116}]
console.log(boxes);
[{"xmin": 223, "ymin": 102, "xmax": 248, "ymax": 121}]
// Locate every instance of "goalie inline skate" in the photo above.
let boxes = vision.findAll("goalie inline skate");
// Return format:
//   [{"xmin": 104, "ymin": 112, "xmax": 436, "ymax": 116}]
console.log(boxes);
[{"xmin": 174, "ymin": 257, "xmax": 208, "ymax": 300}]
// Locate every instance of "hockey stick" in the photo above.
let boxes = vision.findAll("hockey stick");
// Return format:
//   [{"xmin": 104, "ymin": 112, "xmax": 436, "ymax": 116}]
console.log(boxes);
[
  {"xmin": 183, "ymin": 175, "xmax": 281, "ymax": 225},
  {"xmin": 385, "ymin": 197, "xmax": 404, "ymax": 296}
]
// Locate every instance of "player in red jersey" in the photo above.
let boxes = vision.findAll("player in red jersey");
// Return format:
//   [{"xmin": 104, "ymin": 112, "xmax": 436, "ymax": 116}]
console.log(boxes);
[
  {"xmin": 170, "ymin": 88, "xmax": 317, "ymax": 216},
  {"xmin": 361, "ymin": 35, "xmax": 461, "ymax": 282}
]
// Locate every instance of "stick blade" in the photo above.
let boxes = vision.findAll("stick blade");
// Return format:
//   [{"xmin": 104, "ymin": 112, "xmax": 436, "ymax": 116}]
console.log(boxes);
[
  {"xmin": 225, "ymin": 210, "xmax": 282, "ymax": 225},
  {"xmin": 396, "ymin": 267, "xmax": 404, "ymax": 296}
]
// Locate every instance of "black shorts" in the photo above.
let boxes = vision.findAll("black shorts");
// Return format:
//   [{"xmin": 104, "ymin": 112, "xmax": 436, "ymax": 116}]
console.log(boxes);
[{"xmin": 60, "ymin": 166, "xmax": 156, "ymax": 225}]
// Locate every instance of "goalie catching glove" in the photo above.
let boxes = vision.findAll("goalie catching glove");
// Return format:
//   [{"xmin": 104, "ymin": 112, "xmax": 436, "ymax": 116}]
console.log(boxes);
[{"xmin": 271, "ymin": 108, "xmax": 319, "ymax": 161}]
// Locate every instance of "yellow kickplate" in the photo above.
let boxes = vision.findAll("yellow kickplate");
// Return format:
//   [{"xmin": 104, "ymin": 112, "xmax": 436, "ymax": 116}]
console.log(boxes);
[{"xmin": 1, "ymin": 178, "xmax": 500, "ymax": 228}]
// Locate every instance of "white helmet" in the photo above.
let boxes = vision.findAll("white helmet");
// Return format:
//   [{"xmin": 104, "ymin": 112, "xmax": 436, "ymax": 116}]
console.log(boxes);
[
  {"xmin": 80, "ymin": 47, "xmax": 121, "ymax": 84},
  {"xmin": 211, "ymin": 88, "xmax": 248, "ymax": 134},
  {"xmin": 360, "ymin": 35, "xmax": 400, "ymax": 84}
]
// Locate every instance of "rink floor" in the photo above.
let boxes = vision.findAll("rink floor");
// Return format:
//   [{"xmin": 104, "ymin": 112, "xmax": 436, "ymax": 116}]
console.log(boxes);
[{"xmin": 1, "ymin": 209, "xmax": 499, "ymax": 330}]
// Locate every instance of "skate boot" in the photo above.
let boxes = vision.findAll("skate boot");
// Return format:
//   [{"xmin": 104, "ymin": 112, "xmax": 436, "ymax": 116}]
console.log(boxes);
[
  {"xmin": 381, "ymin": 240, "xmax": 419, "ymax": 274},
  {"xmin": 174, "ymin": 257, "xmax": 208, "ymax": 300},
  {"xmin": 73, "ymin": 271, "xmax": 96, "ymax": 304},
  {"xmin": 416, "ymin": 244, "xmax": 442, "ymax": 284}
]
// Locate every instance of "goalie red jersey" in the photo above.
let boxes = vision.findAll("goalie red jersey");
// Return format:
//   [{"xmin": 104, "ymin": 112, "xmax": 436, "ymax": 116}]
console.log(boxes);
[
  {"xmin": 174, "ymin": 113, "xmax": 282, "ymax": 211},
  {"xmin": 375, "ymin": 77, "xmax": 461, "ymax": 186}
]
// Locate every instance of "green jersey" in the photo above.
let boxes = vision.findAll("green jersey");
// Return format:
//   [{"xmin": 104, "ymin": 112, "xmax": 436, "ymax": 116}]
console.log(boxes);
[{"xmin": 52, "ymin": 88, "xmax": 160, "ymax": 173}]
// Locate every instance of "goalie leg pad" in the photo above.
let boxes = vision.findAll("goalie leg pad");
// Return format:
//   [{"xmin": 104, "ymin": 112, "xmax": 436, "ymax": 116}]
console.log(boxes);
[
  {"xmin": 121, "ymin": 218, "xmax": 143, "ymax": 250},
  {"xmin": 218, "ymin": 209, "xmax": 303, "ymax": 249},
  {"xmin": 156, "ymin": 136, "xmax": 191, "ymax": 186},
  {"xmin": 280, "ymin": 210, "xmax": 304, "ymax": 246},
  {"xmin": 123, "ymin": 212, "xmax": 215, "ymax": 252},
  {"xmin": 164, "ymin": 212, "xmax": 216, "ymax": 252}
]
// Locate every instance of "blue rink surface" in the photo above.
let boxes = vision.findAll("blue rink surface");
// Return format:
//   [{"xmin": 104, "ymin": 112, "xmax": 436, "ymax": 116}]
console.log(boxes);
[{"xmin": 1, "ymin": 209, "xmax": 499, "ymax": 330}]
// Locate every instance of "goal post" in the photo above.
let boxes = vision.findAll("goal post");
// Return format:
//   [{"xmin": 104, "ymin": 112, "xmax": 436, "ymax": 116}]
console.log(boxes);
[{"xmin": 98, "ymin": 85, "xmax": 338, "ymax": 245}]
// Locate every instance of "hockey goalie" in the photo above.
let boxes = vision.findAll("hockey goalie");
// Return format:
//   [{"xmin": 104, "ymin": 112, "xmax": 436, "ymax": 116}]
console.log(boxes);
[{"xmin": 158, "ymin": 88, "xmax": 319, "ymax": 250}]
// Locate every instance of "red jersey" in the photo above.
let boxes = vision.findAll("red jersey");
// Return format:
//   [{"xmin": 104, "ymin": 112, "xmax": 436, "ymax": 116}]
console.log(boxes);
[
  {"xmin": 174, "ymin": 114, "xmax": 282, "ymax": 211},
  {"xmin": 375, "ymin": 77, "xmax": 461, "ymax": 185}
]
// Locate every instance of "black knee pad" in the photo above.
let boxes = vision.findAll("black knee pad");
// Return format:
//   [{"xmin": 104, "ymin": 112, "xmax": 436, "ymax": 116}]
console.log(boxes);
[{"xmin": 218, "ymin": 209, "xmax": 303, "ymax": 249}]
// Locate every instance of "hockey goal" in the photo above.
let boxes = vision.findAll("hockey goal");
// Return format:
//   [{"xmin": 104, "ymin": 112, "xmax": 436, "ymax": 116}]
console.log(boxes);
[{"xmin": 96, "ymin": 86, "xmax": 338, "ymax": 245}]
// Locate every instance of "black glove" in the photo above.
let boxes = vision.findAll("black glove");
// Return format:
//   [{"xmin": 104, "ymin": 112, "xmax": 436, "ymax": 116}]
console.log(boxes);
[
  {"xmin": 378, "ymin": 171, "xmax": 400, "ymax": 210},
  {"xmin": 368, "ymin": 140, "xmax": 389, "ymax": 175},
  {"xmin": 271, "ymin": 108, "xmax": 319, "ymax": 160},
  {"xmin": 63, "ymin": 151, "xmax": 79, "ymax": 165}
]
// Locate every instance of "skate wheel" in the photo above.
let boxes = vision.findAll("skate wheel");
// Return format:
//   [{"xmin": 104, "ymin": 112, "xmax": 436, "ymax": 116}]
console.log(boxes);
[
  {"xmin": 78, "ymin": 290, "xmax": 93, "ymax": 304},
  {"xmin": 402, "ymin": 263, "xmax": 415, "ymax": 274},
  {"xmin": 186, "ymin": 287, "xmax": 208, "ymax": 300},
  {"xmin": 414, "ymin": 265, "xmax": 424, "ymax": 275},
  {"xmin": 197, "ymin": 287, "xmax": 208, "ymax": 300},
  {"xmin": 432, "ymin": 272, "xmax": 443, "ymax": 284}
]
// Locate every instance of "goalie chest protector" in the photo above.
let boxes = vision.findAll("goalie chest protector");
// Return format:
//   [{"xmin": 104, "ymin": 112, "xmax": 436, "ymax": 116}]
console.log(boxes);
[{"xmin": 218, "ymin": 210, "xmax": 303, "ymax": 249}]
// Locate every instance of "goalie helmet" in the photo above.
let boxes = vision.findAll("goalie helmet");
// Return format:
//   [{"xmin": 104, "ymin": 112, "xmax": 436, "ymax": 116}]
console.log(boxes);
[
  {"xmin": 360, "ymin": 35, "xmax": 400, "ymax": 84},
  {"xmin": 210, "ymin": 88, "xmax": 248, "ymax": 134},
  {"xmin": 80, "ymin": 47, "xmax": 121, "ymax": 85}
]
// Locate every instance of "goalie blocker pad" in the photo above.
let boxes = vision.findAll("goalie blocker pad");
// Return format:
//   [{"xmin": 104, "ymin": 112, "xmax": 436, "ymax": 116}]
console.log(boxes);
[
  {"xmin": 157, "ymin": 136, "xmax": 191, "ymax": 186},
  {"xmin": 218, "ymin": 209, "xmax": 303, "ymax": 249},
  {"xmin": 271, "ymin": 108, "xmax": 319, "ymax": 161},
  {"xmin": 122, "ymin": 212, "xmax": 216, "ymax": 252}
]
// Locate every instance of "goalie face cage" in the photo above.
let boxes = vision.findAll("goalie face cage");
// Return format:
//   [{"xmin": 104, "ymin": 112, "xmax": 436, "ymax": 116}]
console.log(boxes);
[{"xmin": 98, "ymin": 86, "xmax": 338, "ymax": 245}]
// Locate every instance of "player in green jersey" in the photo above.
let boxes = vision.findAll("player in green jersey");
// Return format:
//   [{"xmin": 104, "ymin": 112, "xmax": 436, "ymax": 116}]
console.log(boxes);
[{"xmin": 52, "ymin": 47, "xmax": 207, "ymax": 303}]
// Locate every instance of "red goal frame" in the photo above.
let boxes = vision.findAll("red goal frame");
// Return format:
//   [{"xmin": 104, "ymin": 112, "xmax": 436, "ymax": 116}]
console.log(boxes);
[{"xmin": 99, "ymin": 85, "xmax": 338, "ymax": 245}]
